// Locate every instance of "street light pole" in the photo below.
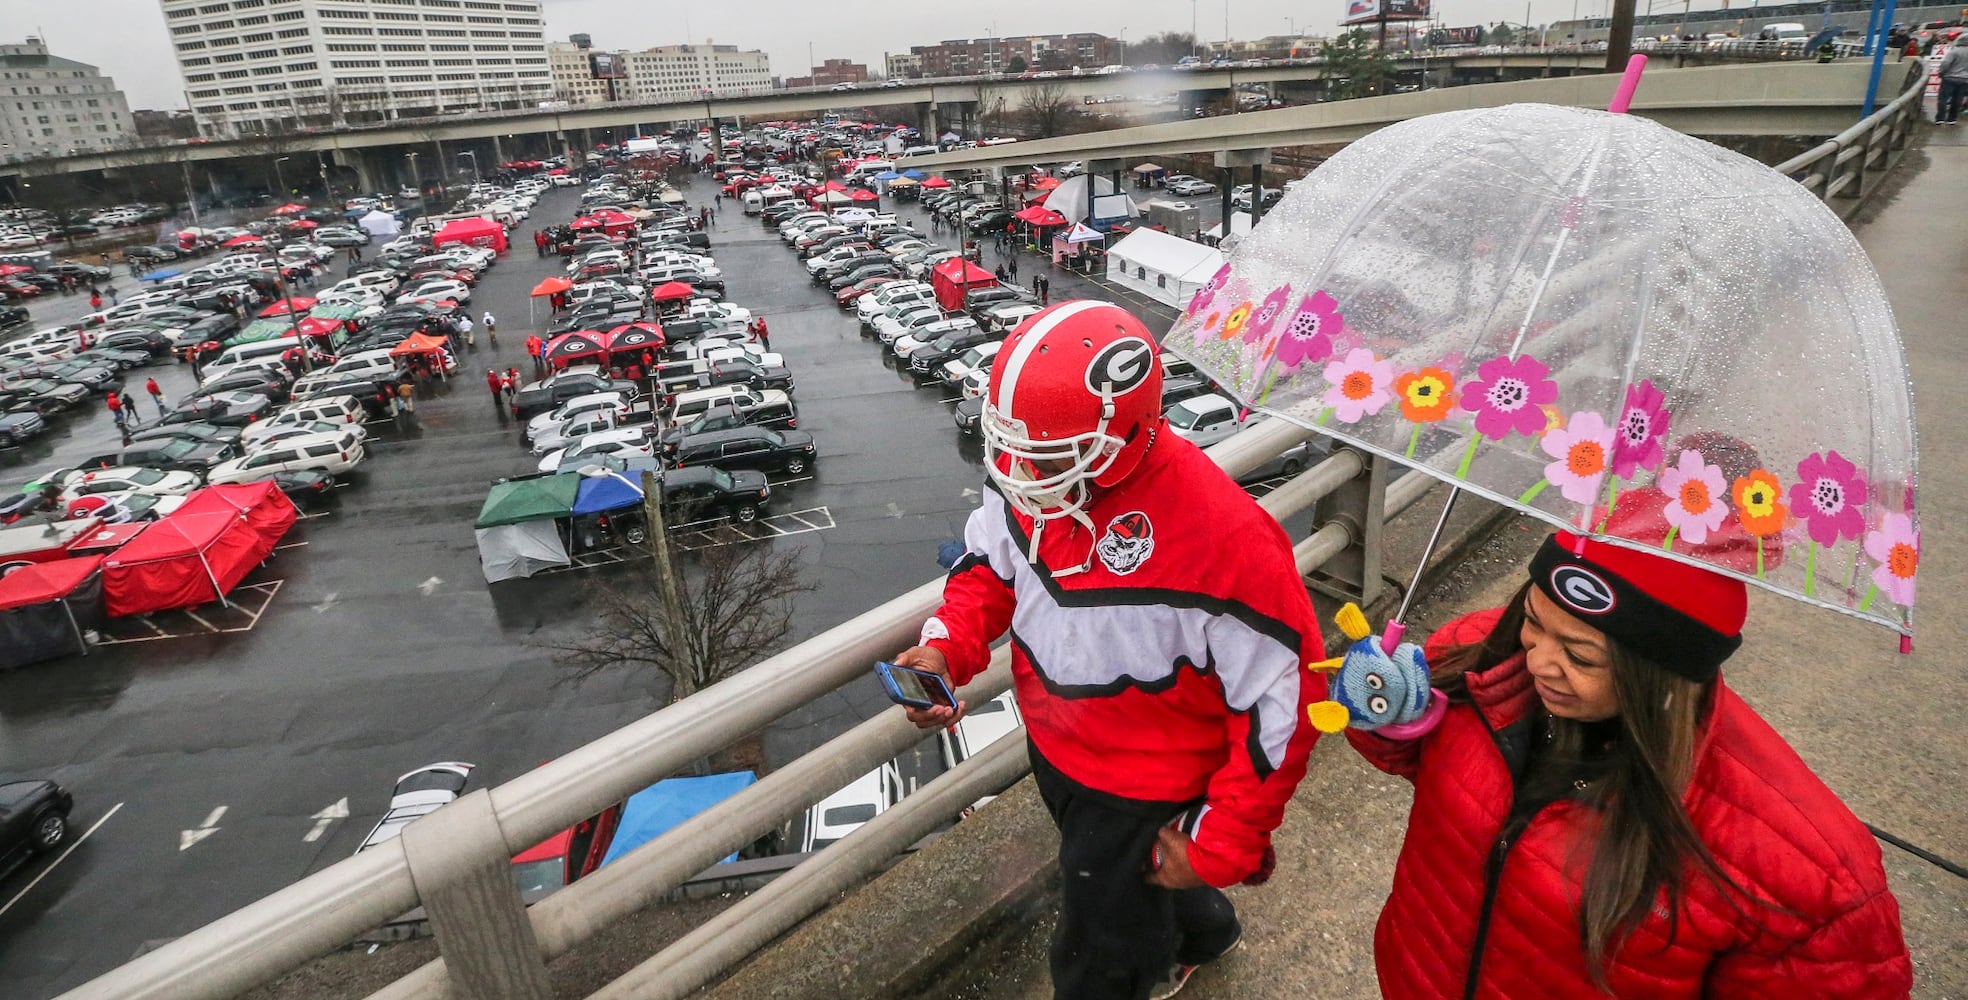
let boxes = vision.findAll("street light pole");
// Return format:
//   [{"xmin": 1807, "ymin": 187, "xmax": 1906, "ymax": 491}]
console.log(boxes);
[{"xmin": 273, "ymin": 155, "xmax": 290, "ymax": 197}]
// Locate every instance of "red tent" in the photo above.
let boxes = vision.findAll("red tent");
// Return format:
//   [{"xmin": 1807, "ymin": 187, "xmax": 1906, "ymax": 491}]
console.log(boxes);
[
  {"xmin": 221, "ymin": 234, "xmax": 265, "ymax": 248},
  {"xmin": 101, "ymin": 483, "xmax": 296, "ymax": 616},
  {"xmin": 542, "ymin": 331, "xmax": 606, "ymax": 367},
  {"xmin": 530, "ymin": 276, "xmax": 572, "ymax": 297},
  {"xmin": 432, "ymin": 217, "xmax": 508, "ymax": 254},
  {"xmin": 848, "ymin": 189, "xmax": 880, "ymax": 202},
  {"xmin": 273, "ymin": 203, "xmax": 308, "ymax": 215},
  {"xmin": 0, "ymin": 555, "xmax": 106, "ymax": 669},
  {"xmin": 388, "ymin": 332, "xmax": 451, "ymax": 359},
  {"xmin": 259, "ymin": 296, "xmax": 317, "ymax": 317},
  {"xmin": 649, "ymin": 281, "xmax": 696, "ymax": 303},
  {"xmin": 920, "ymin": 176, "xmax": 952, "ymax": 189},
  {"xmin": 1015, "ymin": 206, "xmax": 1068, "ymax": 226},
  {"xmin": 929, "ymin": 257, "xmax": 999, "ymax": 310},
  {"xmin": 293, "ymin": 315, "xmax": 346, "ymax": 340}
]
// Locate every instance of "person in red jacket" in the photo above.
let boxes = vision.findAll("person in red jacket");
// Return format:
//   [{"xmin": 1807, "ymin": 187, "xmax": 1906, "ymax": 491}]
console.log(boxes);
[
  {"xmin": 894, "ymin": 301, "xmax": 1325, "ymax": 1000},
  {"xmin": 1349, "ymin": 529, "xmax": 1912, "ymax": 999}
]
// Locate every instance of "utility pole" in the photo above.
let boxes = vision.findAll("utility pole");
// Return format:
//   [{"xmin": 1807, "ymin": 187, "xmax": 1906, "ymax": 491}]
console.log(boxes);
[
  {"xmin": 639, "ymin": 470, "xmax": 697, "ymax": 684},
  {"xmin": 1606, "ymin": 0, "xmax": 1638, "ymax": 69}
]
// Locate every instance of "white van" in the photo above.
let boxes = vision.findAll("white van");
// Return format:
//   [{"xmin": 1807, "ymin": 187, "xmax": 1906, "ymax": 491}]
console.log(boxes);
[
  {"xmin": 846, "ymin": 159, "xmax": 895, "ymax": 183},
  {"xmin": 290, "ymin": 349, "xmax": 396, "ymax": 397},
  {"xmin": 201, "ymin": 339, "xmax": 298, "ymax": 381}
]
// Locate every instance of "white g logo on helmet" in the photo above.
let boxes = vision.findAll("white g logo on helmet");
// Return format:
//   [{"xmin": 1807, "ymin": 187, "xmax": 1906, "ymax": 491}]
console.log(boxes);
[{"xmin": 1085, "ymin": 337, "xmax": 1155, "ymax": 396}]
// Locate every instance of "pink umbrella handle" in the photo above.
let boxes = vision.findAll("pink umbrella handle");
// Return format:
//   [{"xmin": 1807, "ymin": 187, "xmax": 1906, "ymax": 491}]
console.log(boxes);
[
  {"xmin": 1608, "ymin": 54, "xmax": 1649, "ymax": 114},
  {"xmin": 1381, "ymin": 620, "xmax": 1407, "ymax": 650}
]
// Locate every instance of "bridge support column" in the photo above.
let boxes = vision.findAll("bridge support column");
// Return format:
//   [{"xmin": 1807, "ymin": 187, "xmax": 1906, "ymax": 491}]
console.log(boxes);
[
  {"xmin": 916, "ymin": 101, "xmax": 936, "ymax": 141},
  {"xmin": 491, "ymin": 134, "xmax": 508, "ymax": 166},
  {"xmin": 334, "ymin": 149, "xmax": 380, "ymax": 198},
  {"xmin": 1214, "ymin": 147, "xmax": 1272, "ymax": 235}
]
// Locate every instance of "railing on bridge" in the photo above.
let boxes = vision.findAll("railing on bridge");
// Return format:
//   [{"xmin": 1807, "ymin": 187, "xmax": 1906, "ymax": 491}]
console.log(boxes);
[
  {"xmin": 57, "ymin": 415, "xmax": 1425, "ymax": 1000},
  {"xmin": 1777, "ymin": 72, "xmax": 1926, "ymax": 212}
]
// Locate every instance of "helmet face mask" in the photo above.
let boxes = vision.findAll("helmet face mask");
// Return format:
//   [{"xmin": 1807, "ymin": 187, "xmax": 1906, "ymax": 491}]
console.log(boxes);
[{"xmin": 981, "ymin": 300, "xmax": 1164, "ymax": 571}]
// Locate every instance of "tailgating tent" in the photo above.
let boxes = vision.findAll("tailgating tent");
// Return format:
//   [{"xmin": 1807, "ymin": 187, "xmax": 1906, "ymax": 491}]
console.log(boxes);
[
  {"xmin": 811, "ymin": 190, "xmax": 854, "ymax": 207},
  {"xmin": 1203, "ymin": 211, "xmax": 1255, "ymax": 247},
  {"xmin": 649, "ymin": 281, "xmax": 695, "ymax": 303},
  {"xmin": 572, "ymin": 473, "xmax": 643, "ymax": 516},
  {"xmin": 1062, "ymin": 223, "xmax": 1106, "ymax": 243},
  {"xmin": 474, "ymin": 474, "xmax": 580, "ymax": 583},
  {"xmin": 901, "ymin": 168, "xmax": 927, "ymax": 180},
  {"xmin": 1014, "ymin": 206, "xmax": 1068, "ymax": 227},
  {"xmin": 0, "ymin": 556, "xmax": 105, "ymax": 669},
  {"xmin": 1042, "ymin": 175, "xmax": 1141, "ymax": 225},
  {"xmin": 600, "ymin": 322, "xmax": 665, "ymax": 356},
  {"xmin": 273, "ymin": 203, "xmax": 308, "ymax": 215},
  {"xmin": 432, "ymin": 217, "xmax": 508, "ymax": 254},
  {"xmin": 358, "ymin": 209, "xmax": 400, "ymax": 240},
  {"xmin": 101, "ymin": 483, "xmax": 297, "ymax": 616},
  {"xmin": 834, "ymin": 208, "xmax": 876, "ymax": 224},
  {"xmin": 259, "ymin": 296, "xmax": 316, "ymax": 317},
  {"xmin": 1103, "ymin": 228, "xmax": 1226, "ymax": 309},
  {"xmin": 530, "ymin": 276, "xmax": 572, "ymax": 297},
  {"xmin": 388, "ymin": 332, "xmax": 451, "ymax": 358},
  {"xmin": 598, "ymin": 772, "xmax": 758, "ymax": 868},
  {"xmin": 929, "ymin": 257, "xmax": 999, "ymax": 311},
  {"xmin": 230, "ymin": 319, "xmax": 301, "ymax": 345},
  {"xmin": 543, "ymin": 331, "xmax": 606, "ymax": 367},
  {"xmin": 873, "ymin": 170, "xmax": 903, "ymax": 181},
  {"xmin": 221, "ymin": 234, "xmax": 265, "ymax": 248},
  {"xmin": 847, "ymin": 188, "xmax": 879, "ymax": 202},
  {"xmin": 920, "ymin": 176, "xmax": 951, "ymax": 189}
]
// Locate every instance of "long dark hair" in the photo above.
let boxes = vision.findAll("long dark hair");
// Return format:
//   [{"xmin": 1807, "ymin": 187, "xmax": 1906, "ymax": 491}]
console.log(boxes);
[{"xmin": 1434, "ymin": 582, "xmax": 1765, "ymax": 988}]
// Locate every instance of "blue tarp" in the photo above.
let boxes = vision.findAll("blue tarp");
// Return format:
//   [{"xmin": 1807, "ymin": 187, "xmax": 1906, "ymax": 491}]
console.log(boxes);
[
  {"xmin": 139, "ymin": 269, "xmax": 183, "ymax": 282},
  {"xmin": 901, "ymin": 169, "xmax": 926, "ymax": 180},
  {"xmin": 599, "ymin": 771, "xmax": 757, "ymax": 868},
  {"xmin": 874, "ymin": 170, "xmax": 903, "ymax": 181},
  {"xmin": 572, "ymin": 473, "xmax": 643, "ymax": 516}
]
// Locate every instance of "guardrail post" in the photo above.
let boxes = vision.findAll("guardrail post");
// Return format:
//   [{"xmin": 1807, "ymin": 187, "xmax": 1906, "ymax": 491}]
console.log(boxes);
[
  {"xmin": 1305, "ymin": 448, "xmax": 1388, "ymax": 607},
  {"xmin": 398, "ymin": 790, "xmax": 553, "ymax": 1000}
]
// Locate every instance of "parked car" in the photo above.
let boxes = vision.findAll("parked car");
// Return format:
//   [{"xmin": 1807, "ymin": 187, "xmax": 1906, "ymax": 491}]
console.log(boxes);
[
  {"xmin": 0, "ymin": 304, "xmax": 27, "ymax": 330},
  {"xmin": 535, "ymin": 426, "xmax": 657, "ymax": 474},
  {"xmin": 801, "ymin": 763, "xmax": 904, "ymax": 852},
  {"xmin": 0, "ymin": 409, "xmax": 46, "ymax": 448},
  {"xmin": 77, "ymin": 436, "xmax": 233, "ymax": 475},
  {"xmin": 667, "ymin": 426, "xmax": 817, "ymax": 476},
  {"xmin": 207, "ymin": 430, "xmax": 365, "ymax": 485},
  {"xmin": 0, "ymin": 778, "xmax": 74, "ymax": 879},
  {"xmin": 1165, "ymin": 175, "xmax": 1217, "ymax": 196},
  {"xmin": 354, "ymin": 762, "xmax": 476, "ymax": 854},
  {"xmin": 152, "ymin": 390, "xmax": 274, "ymax": 429}
]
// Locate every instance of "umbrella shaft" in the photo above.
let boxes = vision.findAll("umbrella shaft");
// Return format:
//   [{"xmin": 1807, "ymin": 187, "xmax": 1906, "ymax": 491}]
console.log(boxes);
[{"xmin": 1393, "ymin": 487, "xmax": 1461, "ymax": 630}]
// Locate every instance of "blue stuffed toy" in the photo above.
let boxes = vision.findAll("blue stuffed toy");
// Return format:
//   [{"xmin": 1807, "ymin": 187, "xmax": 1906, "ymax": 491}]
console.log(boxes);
[{"xmin": 1306, "ymin": 603, "xmax": 1444, "ymax": 736}]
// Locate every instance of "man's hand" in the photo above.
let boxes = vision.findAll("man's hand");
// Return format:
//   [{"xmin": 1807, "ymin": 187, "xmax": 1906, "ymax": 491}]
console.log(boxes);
[
  {"xmin": 892, "ymin": 645, "xmax": 966, "ymax": 730},
  {"xmin": 1144, "ymin": 825, "xmax": 1209, "ymax": 890}
]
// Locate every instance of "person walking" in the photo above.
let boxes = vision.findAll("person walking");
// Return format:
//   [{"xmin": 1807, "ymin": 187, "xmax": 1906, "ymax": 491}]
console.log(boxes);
[
  {"xmin": 1038, "ymin": 274, "xmax": 1051, "ymax": 305},
  {"xmin": 89, "ymin": 288, "xmax": 102, "ymax": 312},
  {"xmin": 1007, "ymin": 252, "xmax": 1019, "ymax": 281},
  {"xmin": 749, "ymin": 315, "xmax": 770, "ymax": 351},
  {"xmin": 106, "ymin": 390, "xmax": 125, "ymax": 428},
  {"xmin": 396, "ymin": 379, "xmax": 415, "ymax": 414},
  {"xmin": 120, "ymin": 391, "xmax": 138, "ymax": 423},
  {"xmin": 457, "ymin": 313, "xmax": 475, "ymax": 347},
  {"xmin": 893, "ymin": 301, "xmax": 1332, "ymax": 1000},
  {"xmin": 534, "ymin": 229, "xmax": 548, "ymax": 257},
  {"xmin": 481, "ymin": 310, "xmax": 497, "ymax": 345},
  {"xmin": 504, "ymin": 366, "xmax": 521, "ymax": 403},
  {"xmin": 525, "ymin": 333, "xmax": 544, "ymax": 377},
  {"xmin": 144, "ymin": 376, "xmax": 166, "ymax": 417},
  {"xmin": 1938, "ymin": 37, "xmax": 1968, "ymax": 123},
  {"xmin": 485, "ymin": 368, "xmax": 505, "ymax": 408},
  {"xmin": 1345, "ymin": 528, "xmax": 1913, "ymax": 998}
]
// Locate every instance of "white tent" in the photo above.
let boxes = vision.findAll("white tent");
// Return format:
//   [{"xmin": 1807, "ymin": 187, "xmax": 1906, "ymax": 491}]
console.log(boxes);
[
  {"xmin": 1042, "ymin": 175, "xmax": 1140, "ymax": 226},
  {"xmin": 1104, "ymin": 228, "xmax": 1225, "ymax": 309},
  {"xmin": 358, "ymin": 209, "xmax": 400, "ymax": 240},
  {"xmin": 1204, "ymin": 211, "xmax": 1254, "ymax": 248},
  {"xmin": 475, "ymin": 521, "xmax": 570, "ymax": 583}
]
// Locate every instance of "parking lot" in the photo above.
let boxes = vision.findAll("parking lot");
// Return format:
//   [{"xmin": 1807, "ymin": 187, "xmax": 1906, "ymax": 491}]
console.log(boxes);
[{"xmin": 0, "ymin": 177, "xmax": 1014, "ymax": 996}]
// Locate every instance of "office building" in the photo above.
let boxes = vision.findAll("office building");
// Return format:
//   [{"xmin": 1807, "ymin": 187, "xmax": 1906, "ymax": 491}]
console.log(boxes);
[
  {"xmin": 619, "ymin": 43, "xmax": 772, "ymax": 102},
  {"xmin": 548, "ymin": 38, "xmax": 620, "ymax": 104},
  {"xmin": 160, "ymin": 0, "xmax": 553, "ymax": 137},
  {"xmin": 909, "ymin": 33, "xmax": 1120, "ymax": 77},
  {"xmin": 0, "ymin": 37, "xmax": 134, "ymax": 161},
  {"xmin": 884, "ymin": 52, "xmax": 923, "ymax": 79},
  {"xmin": 784, "ymin": 58, "xmax": 868, "ymax": 89}
]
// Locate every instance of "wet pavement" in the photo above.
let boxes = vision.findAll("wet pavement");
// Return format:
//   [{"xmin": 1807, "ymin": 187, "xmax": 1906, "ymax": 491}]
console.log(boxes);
[{"xmin": 0, "ymin": 175, "xmax": 1140, "ymax": 998}]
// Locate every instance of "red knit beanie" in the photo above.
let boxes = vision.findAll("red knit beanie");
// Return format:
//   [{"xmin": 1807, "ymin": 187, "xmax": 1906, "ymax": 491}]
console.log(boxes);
[{"xmin": 1530, "ymin": 530, "xmax": 1747, "ymax": 681}]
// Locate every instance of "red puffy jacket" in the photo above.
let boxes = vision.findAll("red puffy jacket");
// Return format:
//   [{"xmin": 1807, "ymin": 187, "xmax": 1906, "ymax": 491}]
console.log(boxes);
[{"xmin": 1348, "ymin": 609, "xmax": 1911, "ymax": 999}]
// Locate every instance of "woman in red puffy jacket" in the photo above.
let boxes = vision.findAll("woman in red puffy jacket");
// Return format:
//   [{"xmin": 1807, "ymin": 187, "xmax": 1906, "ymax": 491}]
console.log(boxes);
[{"xmin": 1350, "ymin": 530, "xmax": 1912, "ymax": 998}]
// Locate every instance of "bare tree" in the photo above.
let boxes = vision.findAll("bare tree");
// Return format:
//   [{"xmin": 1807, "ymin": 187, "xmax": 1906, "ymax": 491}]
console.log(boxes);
[
  {"xmin": 1019, "ymin": 82, "xmax": 1077, "ymax": 139},
  {"xmin": 545, "ymin": 539, "xmax": 815, "ymax": 706}
]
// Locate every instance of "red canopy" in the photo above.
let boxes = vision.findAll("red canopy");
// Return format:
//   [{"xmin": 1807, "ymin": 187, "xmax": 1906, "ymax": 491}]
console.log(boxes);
[
  {"xmin": 0, "ymin": 555, "xmax": 104, "ymax": 611},
  {"xmin": 1015, "ymin": 206, "xmax": 1068, "ymax": 226},
  {"xmin": 920, "ymin": 176, "xmax": 952, "ymax": 189},
  {"xmin": 293, "ymin": 316, "xmax": 346, "ymax": 339},
  {"xmin": 273, "ymin": 203, "xmax": 308, "ymax": 215},
  {"xmin": 259, "ymin": 296, "xmax": 317, "ymax": 317},
  {"xmin": 1031, "ymin": 176, "xmax": 1063, "ymax": 190},
  {"xmin": 101, "ymin": 483, "xmax": 296, "ymax": 617},
  {"xmin": 284, "ymin": 219, "xmax": 319, "ymax": 230},
  {"xmin": 543, "ymin": 331, "xmax": 606, "ymax": 366},
  {"xmin": 432, "ymin": 216, "xmax": 508, "ymax": 253},
  {"xmin": 848, "ymin": 188, "xmax": 880, "ymax": 202},
  {"xmin": 530, "ymin": 276, "xmax": 573, "ymax": 297},
  {"xmin": 0, "ymin": 264, "xmax": 31, "ymax": 276},
  {"xmin": 649, "ymin": 281, "xmax": 696, "ymax": 302},
  {"xmin": 221, "ymin": 235, "xmax": 265, "ymax": 248},
  {"xmin": 600, "ymin": 322, "xmax": 665, "ymax": 354},
  {"xmin": 823, "ymin": 180, "xmax": 849, "ymax": 192},
  {"xmin": 388, "ymin": 332, "xmax": 451, "ymax": 357},
  {"xmin": 929, "ymin": 257, "xmax": 999, "ymax": 310}
]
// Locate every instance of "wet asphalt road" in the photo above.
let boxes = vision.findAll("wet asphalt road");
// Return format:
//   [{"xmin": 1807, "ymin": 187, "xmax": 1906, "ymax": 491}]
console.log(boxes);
[{"xmin": 0, "ymin": 178, "xmax": 1011, "ymax": 997}]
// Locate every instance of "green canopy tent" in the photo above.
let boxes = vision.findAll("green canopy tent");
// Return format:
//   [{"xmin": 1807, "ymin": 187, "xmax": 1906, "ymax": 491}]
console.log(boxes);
[
  {"xmin": 229, "ymin": 319, "xmax": 299, "ymax": 346},
  {"xmin": 474, "ymin": 474, "xmax": 580, "ymax": 582}
]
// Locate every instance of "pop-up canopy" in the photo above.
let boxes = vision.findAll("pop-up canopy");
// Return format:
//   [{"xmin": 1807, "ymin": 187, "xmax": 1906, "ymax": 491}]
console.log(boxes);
[
  {"xmin": 433, "ymin": 216, "xmax": 508, "ymax": 253},
  {"xmin": 0, "ymin": 555, "xmax": 105, "ymax": 669},
  {"xmin": 929, "ymin": 257, "xmax": 999, "ymax": 311}
]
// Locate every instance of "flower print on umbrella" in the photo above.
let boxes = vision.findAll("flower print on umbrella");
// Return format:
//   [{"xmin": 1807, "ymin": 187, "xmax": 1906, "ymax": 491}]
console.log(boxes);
[
  {"xmin": 1271, "ymin": 291, "xmax": 1345, "ymax": 373},
  {"xmin": 1394, "ymin": 367, "xmax": 1456, "ymax": 422},
  {"xmin": 1733, "ymin": 468, "xmax": 1788, "ymax": 577},
  {"xmin": 1538, "ymin": 411, "xmax": 1615, "ymax": 505},
  {"xmin": 1193, "ymin": 308, "xmax": 1225, "ymax": 348},
  {"xmin": 1789, "ymin": 450, "xmax": 1869, "ymax": 547},
  {"xmin": 1219, "ymin": 300, "xmax": 1255, "ymax": 341},
  {"xmin": 1862, "ymin": 512, "xmax": 1918, "ymax": 608},
  {"xmin": 1186, "ymin": 262, "xmax": 1233, "ymax": 317},
  {"xmin": 1658, "ymin": 449, "xmax": 1729, "ymax": 546},
  {"xmin": 1460, "ymin": 354, "xmax": 1559, "ymax": 441},
  {"xmin": 1320, "ymin": 349, "xmax": 1395, "ymax": 424},
  {"xmin": 1243, "ymin": 283, "xmax": 1294, "ymax": 351},
  {"xmin": 1611, "ymin": 379, "xmax": 1672, "ymax": 479}
]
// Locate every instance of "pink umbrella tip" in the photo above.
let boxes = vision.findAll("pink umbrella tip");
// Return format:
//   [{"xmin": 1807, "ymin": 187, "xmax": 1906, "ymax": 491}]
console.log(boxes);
[{"xmin": 1608, "ymin": 54, "xmax": 1648, "ymax": 114}]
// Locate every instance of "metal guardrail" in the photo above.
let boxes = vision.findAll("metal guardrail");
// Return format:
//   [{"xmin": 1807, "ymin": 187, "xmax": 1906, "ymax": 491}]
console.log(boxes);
[
  {"xmin": 1776, "ymin": 70, "xmax": 1927, "ymax": 210},
  {"xmin": 58, "ymin": 415, "xmax": 1427, "ymax": 1000}
]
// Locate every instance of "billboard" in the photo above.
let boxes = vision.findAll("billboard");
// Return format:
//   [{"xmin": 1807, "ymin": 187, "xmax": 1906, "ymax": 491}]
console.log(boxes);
[
  {"xmin": 1428, "ymin": 25, "xmax": 1482, "ymax": 45},
  {"xmin": 589, "ymin": 52, "xmax": 627, "ymax": 79},
  {"xmin": 1344, "ymin": 0, "xmax": 1433, "ymax": 25}
]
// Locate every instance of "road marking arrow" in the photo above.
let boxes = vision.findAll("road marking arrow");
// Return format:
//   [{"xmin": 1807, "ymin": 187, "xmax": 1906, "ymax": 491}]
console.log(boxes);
[
  {"xmin": 418, "ymin": 576, "xmax": 443, "ymax": 596},
  {"xmin": 179, "ymin": 805, "xmax": 226, "ymax": 852},
  {"xmin": 312, "ymin": 591, "xmax": 338, "ymax": 613},
  {"xmin": 886, "ymin": 502, "xmax": 905, "ymax": 519},
  {"xmin": 302, "ymin": 797, "xmax": 349, "ymax": 843}
]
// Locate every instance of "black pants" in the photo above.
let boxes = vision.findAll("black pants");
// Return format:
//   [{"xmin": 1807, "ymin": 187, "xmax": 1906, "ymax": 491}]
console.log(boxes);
[
  {"xmin": 1941, "ymin": 80, "xmax": 1967, "ymax": 123},
  {"xmin": 1031, "ymin": 745, "xmax": 1241, "ymax": 1000}
]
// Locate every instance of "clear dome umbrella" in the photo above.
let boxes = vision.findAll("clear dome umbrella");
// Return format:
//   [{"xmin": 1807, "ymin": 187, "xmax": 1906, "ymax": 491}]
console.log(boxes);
[{"xmin": 1164, "ymin": 101, "xmax": 1919, "ymax": 644}]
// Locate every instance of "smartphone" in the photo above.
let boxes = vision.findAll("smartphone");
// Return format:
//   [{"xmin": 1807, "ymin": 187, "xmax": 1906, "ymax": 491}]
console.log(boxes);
[{"xmin": 875, "ymin": 660, "xmax": 956, "ymax": 710}]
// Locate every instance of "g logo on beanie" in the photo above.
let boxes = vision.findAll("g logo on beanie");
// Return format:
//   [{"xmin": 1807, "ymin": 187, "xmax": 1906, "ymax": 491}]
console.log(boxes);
[{"xmin": 1550, "ymin": 565, "xmax": 1616, "ymax": 615}]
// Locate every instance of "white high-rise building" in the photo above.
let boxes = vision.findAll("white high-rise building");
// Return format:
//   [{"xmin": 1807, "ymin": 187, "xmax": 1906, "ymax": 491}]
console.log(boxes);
[
  {"xmin": 160, "ymin": 0, "xmax": 553, "ymax": 137},
  {"xmin": 621, "ymin": 44, "xmax": 772, "ymax": 103},
  {"xmin": 0, "ymin": 38, "xmax": 134, "ymax": 162}
]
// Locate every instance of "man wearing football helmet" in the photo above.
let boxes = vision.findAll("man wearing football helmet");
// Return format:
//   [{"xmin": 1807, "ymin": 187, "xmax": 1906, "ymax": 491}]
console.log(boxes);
[{"xmin": 893, "ymin": 300, "xmax": 1326, "ymax": 999}]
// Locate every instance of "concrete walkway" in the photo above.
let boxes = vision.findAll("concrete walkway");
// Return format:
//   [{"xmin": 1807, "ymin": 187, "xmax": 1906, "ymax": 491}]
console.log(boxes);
[{"xmin": 922, "ymin": 131, "xmax": 1968, "ymax": 998}]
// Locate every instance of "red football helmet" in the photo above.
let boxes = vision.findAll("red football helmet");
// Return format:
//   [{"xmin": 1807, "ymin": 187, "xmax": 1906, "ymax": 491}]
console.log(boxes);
[{"xmin": 983, "ymin": 300, "xmax": 1164, "ymax": 561}]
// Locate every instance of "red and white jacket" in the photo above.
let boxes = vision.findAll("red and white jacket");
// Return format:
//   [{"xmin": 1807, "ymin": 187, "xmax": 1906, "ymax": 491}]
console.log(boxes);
[{"xmin": 924, "ymin": 430, "xmax": 1325, "ymax": 887}]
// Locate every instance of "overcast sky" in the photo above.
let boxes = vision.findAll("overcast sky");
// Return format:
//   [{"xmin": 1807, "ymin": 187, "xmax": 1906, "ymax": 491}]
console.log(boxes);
[{"xmin": 15, "ymin": 0, "xmax": 1621, "ymax": 111}]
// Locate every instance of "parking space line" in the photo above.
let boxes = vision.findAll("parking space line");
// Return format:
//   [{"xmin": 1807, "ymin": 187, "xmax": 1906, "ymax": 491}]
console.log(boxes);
[
  {"xmin": 781, "ymin": 512, "xmax": 821, "ymax": 531},
  {"xmin": 180, "ymin": 609, "xmax": 218, "ymax": 634},
  {"xmin": 0, "ymin": 802, "xmax": 124, "ymax": 920},
  {"xmin": 766, "ymin": 474, "xmax": 814, "ymax": 488},
  {"xmin": 96, "ymin": 581, "xmax": 284, "ymax": 645}
]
